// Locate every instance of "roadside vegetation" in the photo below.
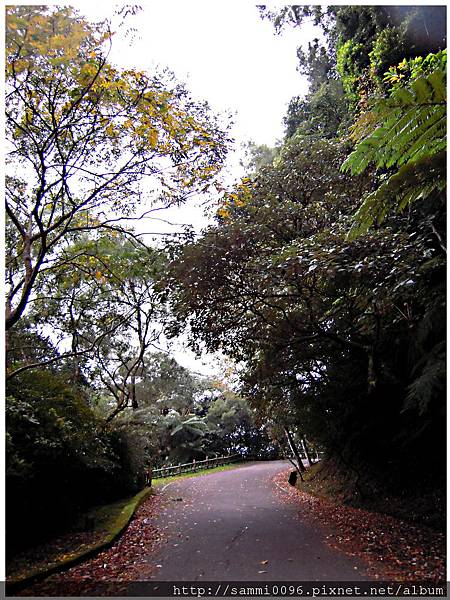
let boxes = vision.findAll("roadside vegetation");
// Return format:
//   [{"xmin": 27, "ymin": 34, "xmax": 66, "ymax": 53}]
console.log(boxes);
[
  {"xmin": 5, "ymin": 4, "xmax": 446, "ymax": 575},
  {"xmin": 166, "ymin": 5, "xmax": 446, "ymax": 524}
]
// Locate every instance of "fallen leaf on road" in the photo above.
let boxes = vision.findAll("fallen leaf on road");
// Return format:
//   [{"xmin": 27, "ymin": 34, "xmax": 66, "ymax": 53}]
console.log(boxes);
[
  {"xmin": 260, "ymin": 560, "xmax": 269, "ymax": 565},
  {"xmin": 258, "ymin": 570, "xmax": 267, "ymax": 574},
  {"xmin": 273, "ymin": 469, "xmax": 445, "ymax": 582}
]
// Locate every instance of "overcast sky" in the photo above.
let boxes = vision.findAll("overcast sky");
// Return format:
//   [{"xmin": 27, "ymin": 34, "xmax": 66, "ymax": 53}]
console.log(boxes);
[
  {"xmin": 77, "ymin": 3, "xmax": 317, "ymax": 375},
  {"xmin": 82, "ymin": 3, "xmax": 313, "ymax": 146}
]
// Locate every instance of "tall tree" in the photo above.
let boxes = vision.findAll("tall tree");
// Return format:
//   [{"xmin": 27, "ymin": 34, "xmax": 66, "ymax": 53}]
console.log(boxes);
[
  {"xmin": 5, "ymin": 6, "xmax": 229, "ymax": 331},
  {"xmin": 167, "ymin": 132, "xmax": 445, "ymax": 483}
]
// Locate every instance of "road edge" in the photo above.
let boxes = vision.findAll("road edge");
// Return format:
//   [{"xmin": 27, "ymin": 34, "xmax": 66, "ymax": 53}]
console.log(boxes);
[{"xmin": 6, "ymin": 486, "xmax": 153, "ymax": 593}]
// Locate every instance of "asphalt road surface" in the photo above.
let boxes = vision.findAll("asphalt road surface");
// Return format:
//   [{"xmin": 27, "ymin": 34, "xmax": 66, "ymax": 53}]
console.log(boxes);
[{"xmin": 141, "ymin": 461, "xmax": 369, "ymax": 582}]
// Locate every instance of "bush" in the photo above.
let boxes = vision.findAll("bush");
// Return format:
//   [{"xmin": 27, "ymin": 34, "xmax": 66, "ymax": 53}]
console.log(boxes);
[{"xmin": 6, "ymin": 371, "xmax": 146, "ymax": 554}]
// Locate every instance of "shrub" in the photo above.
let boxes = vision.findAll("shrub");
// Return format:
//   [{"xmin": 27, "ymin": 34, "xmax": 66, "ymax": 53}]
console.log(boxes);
[{"xmin": 6, "ymin": 371, "xmax": 145, "ymax": 553}]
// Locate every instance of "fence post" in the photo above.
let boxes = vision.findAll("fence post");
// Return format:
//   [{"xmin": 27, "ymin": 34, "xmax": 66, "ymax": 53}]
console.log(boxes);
[
  {"xmin": 193, "ymin": 458, "xmax": 196, "ymax": 472},
  {"xmin": 206, "ymin": 456, "xmax": 209, "ymax": 469}
]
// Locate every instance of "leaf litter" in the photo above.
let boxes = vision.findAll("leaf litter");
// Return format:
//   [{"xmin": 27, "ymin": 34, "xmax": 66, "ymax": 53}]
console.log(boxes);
[
  {"xmin": 16, "ymin": 493, "xmax": 166, "ymax": 596},
  {"xmin": 273, "ymin": 470, "xmax": 445, "ymax": 582}
]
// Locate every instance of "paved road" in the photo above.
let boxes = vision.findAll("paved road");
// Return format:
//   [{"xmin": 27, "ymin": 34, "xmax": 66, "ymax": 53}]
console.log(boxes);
[{"xmin": 140, "ymin": 461, "xmax": 369, "ymax": 582}]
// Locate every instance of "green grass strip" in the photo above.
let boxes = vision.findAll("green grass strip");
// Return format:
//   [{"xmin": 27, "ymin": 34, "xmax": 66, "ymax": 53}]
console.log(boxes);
[
  {"xmin": 152, "ymin": 461, "xmax": 248, "ymax": 486},
  {"xmin": 7, "ymin": 486, "xmax": 153, "ymax": 591}
]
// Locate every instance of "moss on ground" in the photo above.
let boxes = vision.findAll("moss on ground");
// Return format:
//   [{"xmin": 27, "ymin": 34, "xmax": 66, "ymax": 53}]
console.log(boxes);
[{"xmin": 7, "ymin": 487, "xmax": 153, "ymax": 590}]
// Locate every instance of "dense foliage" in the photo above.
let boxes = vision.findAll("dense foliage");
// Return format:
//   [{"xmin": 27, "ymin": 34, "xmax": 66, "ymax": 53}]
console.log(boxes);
[
  {"xmin": 4, "ymin": 4, "xmax": 447, "ymax": 555},
  {"xmin": 166, "ymin": 5, "xmax": 446, "ymax": 510},
  {"xmin": 6, "ymin": 371, "xmax": 136, "ymax": 550}
]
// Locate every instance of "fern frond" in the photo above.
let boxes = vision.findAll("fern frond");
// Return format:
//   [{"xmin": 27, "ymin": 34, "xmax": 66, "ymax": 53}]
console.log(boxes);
[
  {"xmin": 342, "ymin": 67, "xmax": 446, "ymax": 175},
  {"xmin": 347, "ymin": 151, "xmax": 446, "ymax": 238},
  {"xmin": 403, "ymin": 341, "xmax": 445, "ymax": 415},
  {"xmin": 342, "ymin": 58, "xmax": 446, "ymax": 237}
]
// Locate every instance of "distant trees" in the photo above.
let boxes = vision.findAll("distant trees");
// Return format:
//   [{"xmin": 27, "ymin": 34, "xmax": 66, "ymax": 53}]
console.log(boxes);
[{"xmin": 111, "ymin": 353, "xmax": 277, "ymax": 466}]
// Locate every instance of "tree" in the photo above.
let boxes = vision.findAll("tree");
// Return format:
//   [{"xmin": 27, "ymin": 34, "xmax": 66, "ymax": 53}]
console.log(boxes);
[
  {"xmin": 6, "ymin": 231, "xmax": 168, "ymax": 409},
  {"xmin": 240, "ymin": 141, "xmax": 278, "ymax": 174},
  {"xmin": 87, "ymin": 240, "xmax": 169, "ymax": 418},
  {"xmin": 202, "ymin": 386, "xmax": 272, "ymax": 457},
  {"xmin": 108, "ymin": 352, "xmax": 207, "ymax": 464},
  {"xmin": 166, "ymin": 133, "xmax": 445, "ymax": 486},
  {"xmin": 6, "ymin": 369, "xmax": 137, "ymax": 551},
  {"xmin": 284, "ymin": 81, "xmax": 349, "ymax": 139},
  {"xmin": 135, "ymin": 352, "xmax": 202, "ymax": 416},
  {"xmin": 5, "ymin": 6, "xmax": 229, "ymax": 331},
  {"xmin": 296, "ymin": 37, "xmax": 336, "ymax": 93}
]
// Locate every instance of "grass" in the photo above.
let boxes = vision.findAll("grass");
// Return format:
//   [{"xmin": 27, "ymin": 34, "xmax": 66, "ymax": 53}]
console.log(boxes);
[
  {"xmin": 7, "ymin": 487, "xmax": 153, "ymax": 589},
  {"xmin": 77, "ymin": 493, "xmax": 141, "ymax": 532},
  {"xmin": 152, "ymin": 461, "xmax": 249, "ymax": 486}
]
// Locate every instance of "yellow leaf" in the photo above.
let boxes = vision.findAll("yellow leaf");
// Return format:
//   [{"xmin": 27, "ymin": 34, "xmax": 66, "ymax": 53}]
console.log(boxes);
[{"xmin": 148, "ymin": 128, "xmax": 158, "ymax": 148}]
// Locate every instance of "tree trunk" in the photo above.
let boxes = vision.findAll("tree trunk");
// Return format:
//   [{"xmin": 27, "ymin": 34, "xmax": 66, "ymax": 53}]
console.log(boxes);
[
  {"xmin": 131, "ymin": 370, "xmax": 138, "ymax": 409},
  {"xmin": 284, "ymin": 427, "xmax": 305, "ymax": 477},
  {"xmin": 301, "ymin": 437, "xmax": 313, "ymax": 467},
  {"xmin": 5, "ymin": 298, "xmax": 12, "ymax": 365}
]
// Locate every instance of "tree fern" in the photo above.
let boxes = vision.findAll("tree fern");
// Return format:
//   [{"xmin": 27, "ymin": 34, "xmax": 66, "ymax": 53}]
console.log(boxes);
[
  {"xmin": 341, "ymin": 53, "xmax": 446, "ymax": 237},
  {"xmin": 348, "ymin": 151, "xmax": 446, "ymax": 237},
  {"xmin": 404, "ymin": 341, "xmax": 445, "ymax": 415}
]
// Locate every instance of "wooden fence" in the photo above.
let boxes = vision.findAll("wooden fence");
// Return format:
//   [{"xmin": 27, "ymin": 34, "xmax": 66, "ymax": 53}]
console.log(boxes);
[{"xmin": 146, "ymin": 453, "xmax": 241, "ymax": 485}]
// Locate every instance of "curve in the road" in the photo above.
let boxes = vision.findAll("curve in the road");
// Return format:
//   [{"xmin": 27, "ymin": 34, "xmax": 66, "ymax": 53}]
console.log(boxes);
[{"xmin": 139, "ymin": 460, "xmax": 369, "ymax": 582}]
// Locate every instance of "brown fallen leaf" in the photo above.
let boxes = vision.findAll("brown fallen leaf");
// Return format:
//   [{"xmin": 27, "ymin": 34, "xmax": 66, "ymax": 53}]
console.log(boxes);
[{"xmin": 260, "ymin": 560, "xmax": 269, "ymax": 565}]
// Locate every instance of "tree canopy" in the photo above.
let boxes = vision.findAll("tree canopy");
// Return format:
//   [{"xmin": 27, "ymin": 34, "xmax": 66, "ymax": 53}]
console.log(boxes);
[
  {"xmin": 5, "ymin": 5, "xmax": 230, "ymax": 331},
  {"xmin": 165, "ymin": 5, "xmax": 446, "ymax": 499},
  {"xmin": 5, "ymin": 4, "xmax": 447, "ymax": 554}
]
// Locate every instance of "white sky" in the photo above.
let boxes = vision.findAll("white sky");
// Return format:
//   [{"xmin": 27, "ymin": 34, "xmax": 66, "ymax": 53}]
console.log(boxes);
[
  {"xmin": 76, "ymin": 3, "xmax": 316, "ymax": 233},
  {"xmin": 72, "ymin": 3, "xmax": 318, "ymax": 375},
  {"xmin": 82, "ymin": 3, "xmax": 313, "ymax": 146}
]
